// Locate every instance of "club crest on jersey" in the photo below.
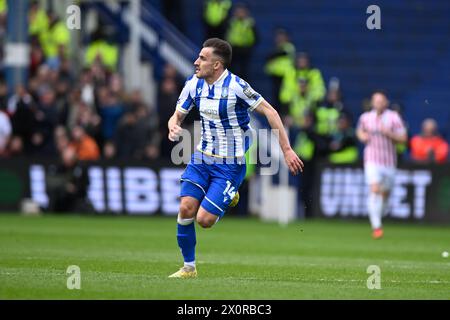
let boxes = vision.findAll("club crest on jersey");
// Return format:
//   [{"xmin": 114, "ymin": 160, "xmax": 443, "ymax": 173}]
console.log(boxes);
[
  {"xmin": 238, "ymin": 78, "xmax": 247, "ymax": 86},
  {"xmin": 238, "ymin": 78, "xmax": 257, "ymax": 99}
]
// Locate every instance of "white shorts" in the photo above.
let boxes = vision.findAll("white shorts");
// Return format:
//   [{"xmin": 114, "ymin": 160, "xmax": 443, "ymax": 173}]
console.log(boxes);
[{"xmin": 364, "ymin": 163, "xmax": 396, "ymax": 191}]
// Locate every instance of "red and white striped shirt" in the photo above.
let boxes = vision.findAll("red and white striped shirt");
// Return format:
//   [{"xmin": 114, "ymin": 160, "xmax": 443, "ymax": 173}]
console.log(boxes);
[{"xmin": 357, "ymin": 109, "xmax": 406, "ymax": 167}]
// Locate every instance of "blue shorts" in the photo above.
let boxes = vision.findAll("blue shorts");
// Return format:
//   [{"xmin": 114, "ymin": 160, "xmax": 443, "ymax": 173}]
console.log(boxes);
[{"xmin": 180, "ymin": 151, "xmax": 247, "ymax": 217}]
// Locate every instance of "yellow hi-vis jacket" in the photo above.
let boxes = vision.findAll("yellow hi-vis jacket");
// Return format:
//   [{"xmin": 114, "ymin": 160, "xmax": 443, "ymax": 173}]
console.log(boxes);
[
  {"xmin": 204, "ymin": 0, "xmax": 231, "ymax": 27},
  {"xmin": 264, "ymin": 42, "xmax": 295, "ymax": 78},
  {"xmin": 40, "ymin": 21, "xmax": 70, "ymax": 58},
  {"xmin": 85, "ymin": 40, "xmax": 119, "ymax": 71},
  {"xmin": 280, "ymin": 67, "xmax": 326, "ymax": 105},
  {"xmin": 226, "ymin": 17, "xmax": 256, "ymax": 48}
]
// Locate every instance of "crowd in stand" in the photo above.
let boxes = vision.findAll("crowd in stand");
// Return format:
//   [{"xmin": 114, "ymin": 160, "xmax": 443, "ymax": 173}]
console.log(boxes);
[
  {"xmin": 202, "ymin": 1, "xmax": 449, "ymax": 166},
  {"xmin": 262, "ymin": 27, "xmax": 450, "ymax": 166},
  {"xmin": 0, "ymin": 2, "xmax": 162, "ymax": 164},
  {"xmin": 0, "ymin": 1, "xmax": 448, "ymax": 214},
  {"xmin": 0, "ymin": 1, "xmax": 448, "ymax": 167}
]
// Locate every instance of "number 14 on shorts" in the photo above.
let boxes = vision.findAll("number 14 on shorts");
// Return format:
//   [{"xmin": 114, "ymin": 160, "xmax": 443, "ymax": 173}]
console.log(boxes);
[{"xmin": 223, "ymin": 181, "xmax": 236, "ymax": 203}]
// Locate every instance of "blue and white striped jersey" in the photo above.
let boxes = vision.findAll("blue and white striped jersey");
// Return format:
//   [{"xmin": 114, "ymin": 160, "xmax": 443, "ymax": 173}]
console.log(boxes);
[{"xmin": 176, "ymin": 69, "xmax": 264, "ymax": 158}]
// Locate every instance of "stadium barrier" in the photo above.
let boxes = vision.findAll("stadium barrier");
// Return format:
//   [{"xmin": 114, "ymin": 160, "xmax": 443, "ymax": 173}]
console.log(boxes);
[
  {"xmin": 312, "ymin": 162, "xmax": 450, "ymax": 223},
  {"xmin": 0, "ymin": 158, "xmax": 449, "ymax": 223},
  {"xmin": 0, "ymin": 158, "xmax": 183, "ymax": 216}
]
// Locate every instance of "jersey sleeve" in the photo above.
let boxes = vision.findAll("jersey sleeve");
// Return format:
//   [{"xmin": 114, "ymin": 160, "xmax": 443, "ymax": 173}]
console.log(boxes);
[
  {"xmin": 357, "ymin": 114, "xmax": 366, "ymax": 131},
  {"xmin": 176, "ymin": 76, "xmax": 195, "ymax": 114},
  {"xmin": 392, "ymin": 112, "xmax": 407, "ymax": 135},
  {"xmin": 233, "ymin": 75, "xmax": 264, "ymax": 111}
]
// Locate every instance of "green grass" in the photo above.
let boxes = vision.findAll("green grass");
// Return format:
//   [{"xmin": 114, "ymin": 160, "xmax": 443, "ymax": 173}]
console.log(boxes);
[{"xmin": 0, "ymin": 213, "xmax": 449, "ymax": 299}]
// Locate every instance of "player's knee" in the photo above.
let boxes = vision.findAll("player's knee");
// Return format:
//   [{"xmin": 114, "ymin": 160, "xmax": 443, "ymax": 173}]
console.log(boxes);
[
  {"xmin": 370, "ymin": 184, "xmax": 382, "ymax": 194},
  {"xmin": 196, "ymin": 215, "xmax": 214, "ymax": 228},
  {"xmin": 179, "ymin": 201, "xmax": 197, "ymax": 219}
]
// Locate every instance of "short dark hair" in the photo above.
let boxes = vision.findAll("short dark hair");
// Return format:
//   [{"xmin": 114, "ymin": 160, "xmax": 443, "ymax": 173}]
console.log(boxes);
[
  {"xmin": 203, "ymin": 38, "xmax": 232, "ymax": 68},
  {"xmin": 371, "ymin": 89, "xmax": 388, "ymax": 99}
]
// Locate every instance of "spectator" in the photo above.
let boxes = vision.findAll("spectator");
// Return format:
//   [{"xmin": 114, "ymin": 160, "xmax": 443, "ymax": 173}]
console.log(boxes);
[
  {"xmin": 90, "ymin": 60, "xmax": 108, "ymax": 87},
  {"xmin": 114, "ymin": 104, "xmax": 160, "ymax": 160},
  {"xmin": 225, "ymin": 3, "xmax": 257, "ymax": 80},
  {"xmin": 34, "ymin": 64, "xmax": 52, "ymax": 93},
  {"xmin": 33, "ymin": 86, "xmax": 59, "ymax": 155},
  {"xmin": 126, "ymin": 89, "xmax": 144, "ymax": 113},
  {"xmin": 0, "ymin": 0, "xmax": 6, "ymax": 63},
  {"xmin": 287, "ymin": 78, "xmax": 316, "ymax": 125},
  {"xmin": 109, "ymin": 72, "xmax": 125, "ymax": 98},
  {"xmin": 58, "ymin": 58, "xmax": 73, "ymax": 82},
  {"xmin": 102, "ymin": 140, "xmax": 116, "ymax": 160},
  {"xmin": 0, "ymin": 0, "xmax": 6, "ymax": 29},
  {"xmin": 264, "ymin": 29, "xmax": 295, "ymax": 108},
  {"xmin": 0, "ymin": 108, "xmax": 11, "ymax": 156},
  {"xmin": 29, "ymin": 37, "xmax": 45, "ymax": 78},
  {"xmin": 46, "ymin": 147, "xmax": 92, "ymax": 213},
  {"xmin": 203, "ymin": 0, "xmax": 231, "ymax": 39},
  {"xmin": 0, "ymin": 80, "xmax": 7, "ymax": 112},
  {"xmin": 136, "ymin": 105, "xmax": 161, "ymax": 160},
  {"xmin": 114, "ymin": 111, "xmax": 140, "ymax": 159},
  {"xmin": 6, "ymin": 136, "xmax": 24, "ymax": 157},
  {"xmin": 314, "ymin": 88, "xmax": 344, "ymax": 137},
  {"xmin": 292, "ymin": 111, "xmax": 318, "ymax": 217},
  {"xmin": 328, "ymin": 114, "xmax": 359, "ymax": 164},
  {"xmin": 280, "ymin": 52, "xmax": 326, "ymax": 106},
  {"xmin": 410, "ymin": 118, "xmax": 449, "ymax": 164},
  {"xmin": 39, "ymin": 11, "xmax": 70, "ymax": 70},
  {"xmin": 54, "ymin": 77, "xmax": 71, "ymax": 125},
  {"xmin": 85, "ymin": 27, "xmax": 119, "ymax": 72},
  {"xmin": 97, "ymin": 87, "xmax": 124, "ymax": 144},
  {"xmin": 28, "ymin": 76, "xmax": 41, "ymax": 102},
  {"xmin": 158, "ymin": 76, "xmax": 182, "ymax": 158},
  {"xmin": 7, "ymin": 84, "xmax": 34, "ymax": 115},
  {"xmin": 306, "ymin": 88, "xmax": 347, "ymax": 160},
  {"xmin": 161, "ymin": 64, "xmax": 184, "ymax": 92},
  {"xmin": 69, "ymin": 125, "xmax": 100, "ymax": 161},
  {"xmin": 67, "ymin": 88, "xmax": 86, "ymax": 129},
  {"xmin": 10, "ymin": 85, "xmax": 36, "ymax": 154},
  {"xmin": 28, "ymin": 0, "xmax": 48, "ymax": 39},
  {"xmin": 54, "ymin": 125, "xmax": 69, "ymax": 154},
  {"xmin": 74, "ymin": 102, "xmax": 101, "ymax": 143},
  {"xmin": 79, "ymin": 68, "xmax": 96, "ymax": 107}
]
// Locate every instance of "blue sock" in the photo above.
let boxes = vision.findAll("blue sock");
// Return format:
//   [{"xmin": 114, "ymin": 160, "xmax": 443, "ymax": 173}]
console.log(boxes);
[{"xmin": 177, "ymin": 221, "xmax": 196, "ymax": 263}]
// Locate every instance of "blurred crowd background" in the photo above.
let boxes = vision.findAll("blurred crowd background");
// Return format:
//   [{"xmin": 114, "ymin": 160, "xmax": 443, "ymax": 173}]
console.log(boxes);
[{"xmin": 0, "ymin": 0, "xmax": 449, "ymax": 214}]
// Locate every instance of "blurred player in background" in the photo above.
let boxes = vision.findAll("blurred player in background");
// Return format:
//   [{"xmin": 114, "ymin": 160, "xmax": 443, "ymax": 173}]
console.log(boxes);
[
  {"xmin": 356, "ymin": 91, "xmax": 407, "ymax": 239},
  {"xmin": 167, "ymin": 38, "xmax": 304, "ymax": 278}
]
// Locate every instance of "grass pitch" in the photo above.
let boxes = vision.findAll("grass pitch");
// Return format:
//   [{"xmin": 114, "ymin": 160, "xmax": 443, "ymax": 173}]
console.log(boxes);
[{"xmin": 0, "ymin": 213, "xmax": 449, "ymax": 299}]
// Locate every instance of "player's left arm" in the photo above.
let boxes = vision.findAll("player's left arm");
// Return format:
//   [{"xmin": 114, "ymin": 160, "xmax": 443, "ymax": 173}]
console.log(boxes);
[
  {"xmin": 382, "ymin": 129, "xmax": 407, "ymax": 144},
  {"xmin": 254, "ymin": 100, "xmax": 304, "ymax": 175},
  {"xmin": 380, "ymin": 113, "xmax": 408, "ymax": 144}
]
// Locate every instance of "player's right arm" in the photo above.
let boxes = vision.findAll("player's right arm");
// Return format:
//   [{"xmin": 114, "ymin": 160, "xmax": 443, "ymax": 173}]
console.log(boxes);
[
  {"xmin": 356, "ymin": 114, "xmax": 370, "ymax": 144},
  {"xmin": 168, "ymin": 76, "xmax": 195, "ymax": 142},
  {"xmin": 356, "ymin": 128, "xmax": 370, "ymax": 144},
  {"xmin": 168, "ymin": 110, "xmax": 186, "ymax": 142}
]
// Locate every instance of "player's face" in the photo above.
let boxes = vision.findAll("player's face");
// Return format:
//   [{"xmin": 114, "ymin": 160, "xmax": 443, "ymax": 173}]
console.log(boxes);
[
  {"xmin": 371, "ymin": 93, "xmax": 388, "ymax": 113},
  {"xmin": 194, "ymin": 47, "xmax": 220, "ymax": 79}
]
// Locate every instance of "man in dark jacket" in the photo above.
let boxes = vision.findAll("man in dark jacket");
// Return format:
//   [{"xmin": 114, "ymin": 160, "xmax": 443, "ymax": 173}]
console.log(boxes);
[{"xmin": 46, "ymin": 147, "xmax": 92, "ymax": 213}]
